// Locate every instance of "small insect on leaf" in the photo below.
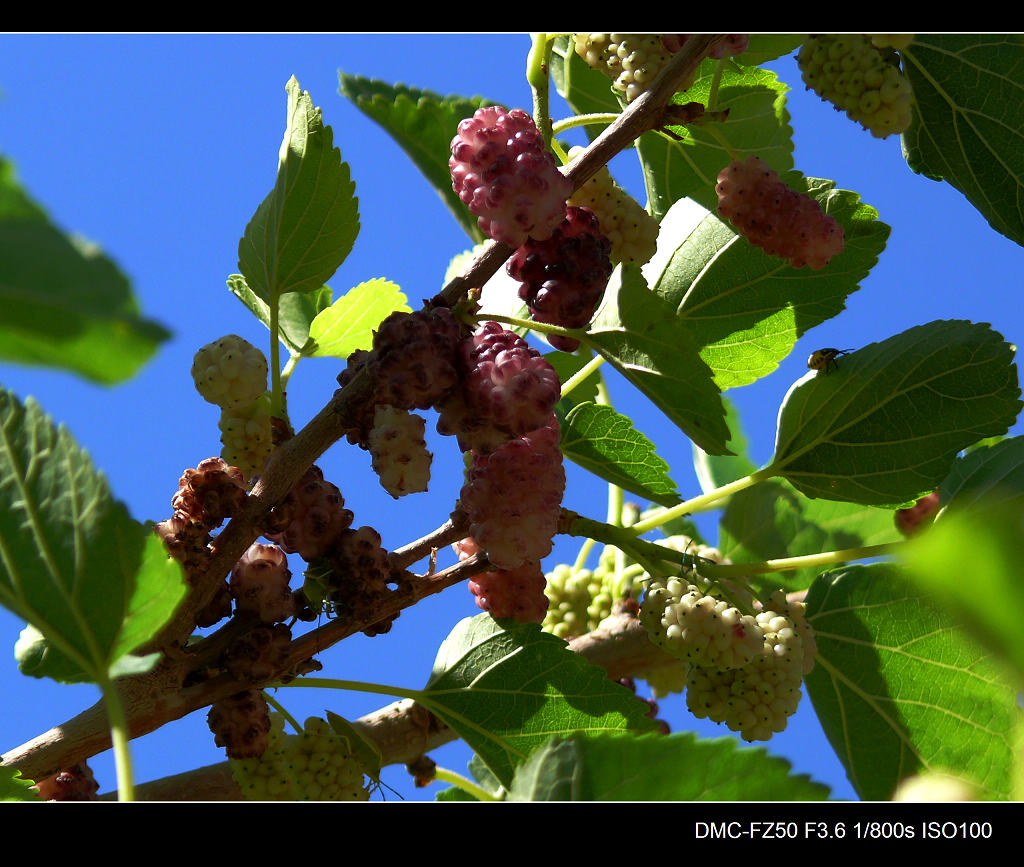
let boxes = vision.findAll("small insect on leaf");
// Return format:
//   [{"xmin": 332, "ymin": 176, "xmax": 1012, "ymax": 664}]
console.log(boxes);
[{"xmin": 807, "ymin": 347, "xmax": 853, "ymax": 374}]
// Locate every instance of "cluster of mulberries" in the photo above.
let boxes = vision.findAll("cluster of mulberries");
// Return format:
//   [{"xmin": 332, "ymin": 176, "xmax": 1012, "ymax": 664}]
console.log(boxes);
[
  {"xmin": 221, "ymin": 622, "xmax": 293, "ymax": 681},
  {"xmin": 574, "ymin": 34, "xmax": 749, "ymax": 103},
  {"xmin": 367, "ymin": 405, "xmax": 432, "ymax": 499},
  {"xmin": 541, "ymin": 549, "xmax": 617, "ymax": 640},
  {"xmin": 456, "ymin": 537, "xmax": 549, "ymax": 624},
  {"xmin": 437, "ymin": 322, "xmax": 562, "ymax": 454},
  {"xmin": 715, "ymin": 155, "xmax": 844, "ymax": 270},
  {"xmin": 682, "ymin": 590, "xmax": 816, "ymax": 742},
  {"xmin": 506, "ymin": 206, "xmax": 613, "ymax": 352},
  {"xmin": 262, "ymin": 465, "xmax": 354, "ymax": 562},
  {"xmin": 566, "ymin": 146, "xmax": 659, "ymax": 267},
  {"xmin": 311, "ymin": 525, "xmax": 401, "ymax": 636},
  {"xmin": 449, "ymin": 105, "xmax": 572, "ymax": 248},
  {"xmin": 797, "ymin": 35, "xmax": 914, "ymax": 138},
  {"xmin": 207, "ymin": 689, "xmax": 273, "ymax": 759},
  {"xmin": 459, "ymin": 416, "xmax": 565, "ymax": 571},
  {"xmin": 156, "ymin": 456, "xmax": 250, "ymax": 628},
  {"xmin": 641, "ymin": 577, "xmax": 765, "ymax": 670},
  {"xmin": 31, "ymin": 763, "xmax": 101, "ymax": 801},
  {"xmin": 218, "ymin": 391, "xmax": 273, "ymax": 479},
  {"xmin": 191, "ymin": 335, "xmax": 273, "ymax": 478},
  {"xmin": 230, "ymin": 542, "xmax": 295, "ymax": 624},
  {"xmin": 230, "ymin": 714, "xmax": 371, "ymax": 801}
]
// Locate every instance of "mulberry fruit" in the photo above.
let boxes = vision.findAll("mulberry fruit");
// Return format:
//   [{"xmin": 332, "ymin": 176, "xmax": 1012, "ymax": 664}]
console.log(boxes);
[
  {"xmin": 449, "ymin": 106, "xmax": 572, "ymax": 248},
  {"xmin": 507, "ymin": 206, "xmax": 613, "ymax": 352},
  {"xmin": 459, "ymin": 417, "xmax": 565, "ymax": 570},
  {"xmin": 230, "ymin": 543, "xmax": 295, "ymax": 624},
  {"xmin": 458, "ymin": 538, "xmax": 549, "ymax": 623},
  {"xmin": 191, "ymin": 334, "xmax": 269, "ymax": 411},
  {"xmin": 208, "ymin": 689, "xmax": 272, "ymax": 759},
  {"xmin": 219, "ymin": 392, "xmax": 273, "ymax": 479},
  {"xmin": 798, "ymin": 35, "xmax": 914, "ymax": 138},
  {"xmin": 640, "ymin": 578, "xmax": 764, "ymax": 670},
  {"xmin": 230, "ymin": 714, "xmax": 371, "ymax": 801},
  {"xmin": 895, "ymin": 490, "xmax": 940, "ymax": 538},
  {"xmin": 367, "ymin": 405, "xmax": 432, "ymax": 499},
  {"xmin": 566, "ymin": 146, "xmax": 659, "ymax": 266},
  {"xmin": 263, "ymin": 465, "xmax": 353, "ymax": 562},
  {"xmin": 716, "ymin": 155, "xmax": 844, "ymax": 270}
]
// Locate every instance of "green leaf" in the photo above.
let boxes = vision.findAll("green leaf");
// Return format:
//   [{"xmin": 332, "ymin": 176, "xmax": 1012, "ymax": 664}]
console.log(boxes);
[
  {"xmin": 770, "ymin": 320, "xmax": 1022, "ymax": 505},
  {"xmin": 306, "ymin": 278, "xmax": 410, "ymax": 359},
  {"xmin": 15, "ymin": 622, "xmax": 90, "ymax": 682},
  {"xmin": 739, "ymin": 35, "xmax": 805, "ymax": 66},
  {"xmin": 717, "ymin": 478, "xmax": 903, "ymax": 592},
  {"xmin": 692, "ymin": 395, "xmax": 757, "ymax": 497},
  {"xmin": 0, "ymin": 158, "xmax": 170, "ymax": 384},
  {"xmin": 902, "ymin": 499, "xmax": 1024, "ymax": 684},
  {"xmin": 649, "ymin": 180, "xmax": 889, "ymax": 390},
  {"xmin": 902, "ymin": 35, "xmax": 1024, "ymax": 247},
  {"xmin": 0, "ymin": 389, "xmax": 186, "ymax": 683},
  {"xmin": 637, "ymin": 61, "xmax": 795, "ymax": 219},
  {"xmin": 419, "ymin": 614, "xmax": 658, "ymax": 789},
  {"xmin": 588, "ymin": 265, "xmax": 731, "ymax": 455},
  {"xmin": 804, "ymin": 564, "xmax": 1019, "ymax": 800},
  {"xmin": 506, "ymin": 731, "xmax": 830, "ymax": 801},
  {"xmin": 940, "ymin": 435, "xmax": 1024, "ymax": 510},
  {"xmin": 227, "ymin": 274, "xmax": 333, "ymax": 356},
  {"xmin": 1, "ymin": 766, "xmax": 39, "ymax": 802},
  {"xmin": 238, "ymin": 77, "xmax": 359, "ymax": 303},
  {"xmin": 560, "ymin": 402, "xmax": 679, "ymax": 507},
  {"xmin": 339, "ymin": 75, "xmax": 489, "ymax": 243}
]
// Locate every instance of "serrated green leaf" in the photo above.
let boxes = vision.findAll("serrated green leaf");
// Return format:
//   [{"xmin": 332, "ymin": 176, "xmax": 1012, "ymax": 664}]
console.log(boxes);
[
  {"xmin": 227, "ymin": 274, "xmax": 332, "ymax": 356},
  {"xmin": 770, "ymin": 320, "xmax": 1022, "ymax": 505},
  {"xmin": 804, "ymin": 564, "xmax": 1019, "ymax": 800},
  {"xmin": 1, "ymin": 766, "xmax": 39, "ymax": 802},
  {"xmin": 238, "ymin": 77, "xmax": 359, "ymax": 302},
  {"xmin": 306, "ymin": 278, "xmax": 409, "ymax": 359},
  {"xmin": 15, "ymin": 622, "xmax": 90, "ymax": 682},
  {"xmin": 339, "ymin": 75, "xmax": 489, "ymax": 243},
  {"xmin": 0, "ymin": 389, "xmax": 186, "ymax": 683},
  {"xmin": 588, "ymin": 265, "xmax": 730, "ymax": 455},
  {"xmin": 418, "ymin": 614, "xmax": 658, "ymax": 789},
  {"xmin": 902, "ymin": 35, "xmax": 1024, "ymax": 247},
  {"xmin": 560, "ymin": 402, "xmax": 679, "ymax": 507},
  {"xmin": 692, "ymin": 395, "xmax": 757, "ymax": 497},
  {"xmin": 0, "ymin": 158, "xmax": 170, "ymax": 384},
  {"xmin": 506, "ymin": 731, "xmax": 830, "ymax": 801},
  {"xmin": 717, "ymin": 478, "xmax": 903, "ymax": 592},
  {"xmin": 648, "ymin": 179, "xmax": 888, "ymax": 390},
  {"xmin": 902, "ymin": 499, "xmax": 1024, "ymax": 684},
  {"xmin": 637, "ymin": 61, "xmax": 795, "ymax": 219},
  {"xmin": 940, "ymin": 435, "xmax": 1024, "ymax": 511}
]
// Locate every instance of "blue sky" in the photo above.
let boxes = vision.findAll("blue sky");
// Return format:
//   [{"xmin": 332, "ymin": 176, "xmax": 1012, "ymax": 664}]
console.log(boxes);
[{"xmin": 0, "ymin": 34, "xmax": 1021, "ymax": 802}]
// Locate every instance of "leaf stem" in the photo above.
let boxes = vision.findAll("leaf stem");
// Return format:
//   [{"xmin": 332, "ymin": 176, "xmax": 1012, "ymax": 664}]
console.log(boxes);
[
  {"xmin": 434, "ymin": 766, "xmax": 502, "ymax": 801},
  {"xmin": 551, "ymin": 113, "xmax": 623, "ymax": 136},
  {"xmin": 269, "ymin": 298, "xmax": 283, "ymax": 418},
  {"xmin": 528, "ymin": 34, "xmax": 554, "ymax": 146},
  {"xmin": 272, "ymin": 677, "xmax": 423, "ymax": 703},
  {"xmin": 476, "ymin": 311, "xmax": 588, "ymax": 345},
  {"xmin": 696, "ymin": 542, "xmax": 904, "ymax": 579},
  {"xmin": 262, "ymin": 690, "xmax": 304, "ymax": 735},
  {"xmin": 559, "ymin": 353, "xmax": 606, "ymax": 399},
  {"xmin": 629, "ymin": 467, "xmax": 777, "ymax": 534},
  {"xmin": 98, "ymin": 676, "xmax": 134, "ymax": 802}
]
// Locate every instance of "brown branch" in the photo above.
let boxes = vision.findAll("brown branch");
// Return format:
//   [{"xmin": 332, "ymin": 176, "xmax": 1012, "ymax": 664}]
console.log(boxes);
[{"xmin": 114, "ymin": 612, "xmax": 673, "ymax": 800}]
